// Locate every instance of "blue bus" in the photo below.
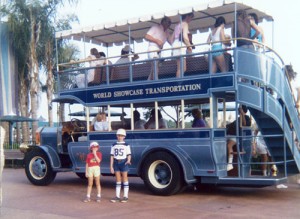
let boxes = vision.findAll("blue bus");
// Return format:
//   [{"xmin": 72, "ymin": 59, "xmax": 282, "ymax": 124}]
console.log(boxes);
[{"xmin": 21, "ymin": 1, "xmax": 300, "ymax": 195}]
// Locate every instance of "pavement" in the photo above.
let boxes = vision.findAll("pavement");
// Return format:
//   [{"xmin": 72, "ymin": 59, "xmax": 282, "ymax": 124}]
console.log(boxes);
[{"xmin": 1, "ymin": 168, "xmax": 300, "ymax": 219}]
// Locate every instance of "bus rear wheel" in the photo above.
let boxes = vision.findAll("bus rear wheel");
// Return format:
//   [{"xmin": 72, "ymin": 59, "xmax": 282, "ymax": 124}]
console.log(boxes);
[
  {"xmin": 24, "ymin": 150, "xmax": 56, "ymax": 186},
  {"xmin": 142, "ymin": 152, "xmax": 184, "ymax": 196}
]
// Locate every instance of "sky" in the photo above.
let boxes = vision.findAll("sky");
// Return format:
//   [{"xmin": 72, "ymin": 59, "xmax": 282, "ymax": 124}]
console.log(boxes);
[{"xmin": 39, "ymin": 0, "xmax": 300, "ymax": 120}]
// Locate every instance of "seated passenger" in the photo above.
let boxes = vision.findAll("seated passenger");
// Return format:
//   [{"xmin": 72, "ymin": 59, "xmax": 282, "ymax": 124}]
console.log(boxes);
[
  {"xmin": 191, "ymin": 109, "xmax": 206, "ymax": 128},
  {"xmin": 94, "ymin": 112, "xmax": 109, "ymax": 131},
  {"xmin": 144, "ymin": 109, "xmax": 168, "ymax": 129},
  {"xmin": 226, "ymin": 105, "xmax": 251, "ymax": 171},
  {"xmin": 115, "ymin": 45, "xmax": 139, "ymax": 65},
  {"xmin": 76, "ymin": 48, "xmax": 102, "ymax": 88},
  {"xmin": 99, "ymin": 51, "xmax": 112, "ymax": 65},
  {"xmin": 133, "ymin": 110, "xmax": 146, "ymax": 129}
]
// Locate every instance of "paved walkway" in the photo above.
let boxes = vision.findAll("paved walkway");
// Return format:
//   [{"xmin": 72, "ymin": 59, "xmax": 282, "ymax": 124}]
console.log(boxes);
[{"xmin": 1, "ymin": 168, "xmax": 300, "ymax": 219}]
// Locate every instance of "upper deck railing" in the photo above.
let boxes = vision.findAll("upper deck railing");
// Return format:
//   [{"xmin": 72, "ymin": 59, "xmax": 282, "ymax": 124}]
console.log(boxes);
[{"xmin": 56, "ymin": 38, "xmax": 283, "ymax": 93}]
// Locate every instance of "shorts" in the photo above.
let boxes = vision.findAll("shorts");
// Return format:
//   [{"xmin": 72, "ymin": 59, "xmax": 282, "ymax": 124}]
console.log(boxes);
[
  {"xmin": 113, "ymin": 159, "xmax": 129, "ymax": 172},
  {"xmin": 256, "ymin": 143, "xmax": 270, "ymax": 155},
  {"xmin": 148, "ymin": 45, "xmax": 161, "ymax": 59},
  {"xmin": 87, "ymin": 166, "xmax": 101, "ymax": 177},
  {"xmin": 172, "ymin": 39, "xmax": 187, "ymax": 56},
  {"xmin": 212, "ymin": 43, "xmax": 223, "ymax": 57},
  {"xmin": 228, "ymin": 135, "xmax": 237, "ymax": 143}
]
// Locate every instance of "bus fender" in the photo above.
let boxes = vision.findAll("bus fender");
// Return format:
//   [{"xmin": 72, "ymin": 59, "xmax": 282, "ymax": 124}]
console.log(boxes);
[{"xmin": 25, "ymin": 145, "xmax": 61, "ymax": 169}]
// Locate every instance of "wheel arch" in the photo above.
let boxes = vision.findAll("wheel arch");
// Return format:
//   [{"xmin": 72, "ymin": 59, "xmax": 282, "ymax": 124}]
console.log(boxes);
[
  {"xmin": 25, "ymin": 145, "xmax": 61, "ymax": 169},
  {"xmin": 137, "ymin": 147, "xmax": 196, "ymax": 184}
]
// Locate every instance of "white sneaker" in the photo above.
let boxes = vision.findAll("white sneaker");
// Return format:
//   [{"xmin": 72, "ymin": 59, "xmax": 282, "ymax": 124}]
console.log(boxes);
[
  {"xmin": 276, "ymin": 184, "xmax": 288, "ymax": 189},
  {"xmin": 227, "ymin": 164, "xmax": 233, "ymax": 171},
  {"xmin": 297, "ymin": 179, "xmax": 300, "ymax": 185}
]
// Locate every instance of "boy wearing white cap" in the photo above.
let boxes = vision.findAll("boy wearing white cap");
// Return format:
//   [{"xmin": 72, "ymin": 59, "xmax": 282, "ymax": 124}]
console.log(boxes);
[{"xmin": 110, "ymin": 129, "xmax": 132, "ymax": 203}]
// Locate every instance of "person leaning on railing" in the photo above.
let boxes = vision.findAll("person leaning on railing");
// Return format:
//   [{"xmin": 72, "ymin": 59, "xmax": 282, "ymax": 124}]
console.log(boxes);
[
  {"xmin": 206, "ymin": 16, "xmax": 227, "ymax": 73},
  {"xmin": 232, "ymin": 9, "xmax": 261, "ymax": 49},
  {"xmin": 144, "ymin": 16, "xmax": 173, "ymax": 80},
  {"xmin": 171, "ymin": 12, "xmax": 194, "ymax": 78}
]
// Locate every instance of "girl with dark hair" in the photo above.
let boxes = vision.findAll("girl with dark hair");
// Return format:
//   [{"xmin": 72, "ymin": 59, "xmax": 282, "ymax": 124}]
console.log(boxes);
[
  {"xmin": 207, "ymin": 16, "xmax": 227, "ymax": 73},
  {"xmin": 248, "ymin": 13, "xmax": 265, "ymax": 48}
]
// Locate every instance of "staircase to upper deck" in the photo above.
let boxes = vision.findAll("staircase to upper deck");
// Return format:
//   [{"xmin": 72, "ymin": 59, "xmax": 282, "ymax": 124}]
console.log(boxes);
[{"xmin": 235, "ymin": 48, "xmax": 300, "ymax": 175}]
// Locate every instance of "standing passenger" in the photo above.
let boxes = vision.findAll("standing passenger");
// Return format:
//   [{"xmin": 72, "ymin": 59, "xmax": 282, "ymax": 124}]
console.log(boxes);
[
  {"xmin": 226, "ymin": 105, "xmax": 251, "ymax": 171},
  {"xmin": 145, "ymin": 17, "xmax": 173, "ymax": 80},
  {"xmin": 172, "ymin": 13, "xmax": 194, "ymax": 78},
  {"xmin": 207, "ymin": 16, "xmax": 227, "ymax": 73},
  {"xmin": 248, "ymin": 13, "xmax": 265, "ymax": 49},
  {"xmin": 232, "ymin": 10, "xmax": 261, "ymax": 49},
  {"xmin": 110, "ymin": 129, "xmax": 132, "ymax": 203}
]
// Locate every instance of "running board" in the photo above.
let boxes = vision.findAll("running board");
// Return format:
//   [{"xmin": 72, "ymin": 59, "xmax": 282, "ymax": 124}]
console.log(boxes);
[{"xmin": 202, "ymin": 176, "xmax": 287, "ymax": 187}]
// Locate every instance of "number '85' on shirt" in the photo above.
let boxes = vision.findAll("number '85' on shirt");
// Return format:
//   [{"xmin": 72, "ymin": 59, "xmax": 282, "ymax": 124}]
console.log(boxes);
[{"xmin": 110, "ymin": 142, "xmax": 131, "ymax": 160}]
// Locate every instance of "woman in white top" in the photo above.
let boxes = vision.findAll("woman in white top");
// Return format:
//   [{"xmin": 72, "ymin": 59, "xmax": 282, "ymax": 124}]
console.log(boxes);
[
  {"xmin": 207, "ymin": 16, "xmax": 227, "ymax": 73},
  {"xmin": 172, "ymin": 13, "xmax": 194, "ymax": 78},
  {"xmin": 76, "ymin": 48, "xmax": 102, "ymax": 88},
  {"xmin": 94, "ymin": 113, "xmax": 109, "ymax": 131}
]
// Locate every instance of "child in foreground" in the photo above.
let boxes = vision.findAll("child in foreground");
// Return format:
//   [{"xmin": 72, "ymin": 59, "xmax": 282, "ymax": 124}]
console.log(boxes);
[
  {"xmin": 110, "ymin": 129, "xmax": 132, "ymax": 203},
  {"xmin": 83, "ymin": 141, "xmax": 102, "ymax": 203}
]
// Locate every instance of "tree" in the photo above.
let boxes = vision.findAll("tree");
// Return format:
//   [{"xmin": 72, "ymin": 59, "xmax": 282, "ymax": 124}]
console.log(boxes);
[{"xmin": 1, "ymin": 0, "xmax": 78, "ymax": 140}]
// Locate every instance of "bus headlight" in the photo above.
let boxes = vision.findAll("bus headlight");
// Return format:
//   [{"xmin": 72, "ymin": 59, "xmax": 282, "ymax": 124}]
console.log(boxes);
[{"xmin": 19, "ymin": 143, "xmax": 29, "ymax": 153}]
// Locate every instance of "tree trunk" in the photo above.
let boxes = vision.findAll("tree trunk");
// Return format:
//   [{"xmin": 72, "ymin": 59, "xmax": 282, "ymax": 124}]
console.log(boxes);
[
  {"xmin": 46, "ymin": 41, "xmax": 54, "ymax": 127},
  {"xmin": 29, "ymin": 11, "xmax": 40, "ymax": 141},
  {"xmin": 19, "ymin": 77, "xmax": 30, "ymax": 143}
]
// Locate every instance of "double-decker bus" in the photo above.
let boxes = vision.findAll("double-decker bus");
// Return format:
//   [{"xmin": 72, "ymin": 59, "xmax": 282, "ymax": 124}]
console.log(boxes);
[{"xmin": 21, "ymin": 1, "xmax": 300, "ymax": 195}]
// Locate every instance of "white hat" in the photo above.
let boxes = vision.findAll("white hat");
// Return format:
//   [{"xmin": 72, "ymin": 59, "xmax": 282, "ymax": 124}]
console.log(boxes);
[
  {"xmin": 122, "ymin": 45, "xmax": 132, "ymax": 53},
  {"xmin": 90, "ymin": 141, "xmax": 99, "ymax": 148},
  {"xmin": 116, "ymin": 128, "xmax": 126, "ymax": 136}
]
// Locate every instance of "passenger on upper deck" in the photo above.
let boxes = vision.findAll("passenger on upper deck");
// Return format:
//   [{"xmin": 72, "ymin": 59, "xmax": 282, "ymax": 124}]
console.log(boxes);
[
  {"xmin": 94, "ymin": 112, "xmax": 109, "ymax": 131},
  {"xmin": 133, "ymin": 110, "xmax": 146, "ymax": 129},
  {"xmin": 99, "ymin": 51, "xmax": 112, "ymax": 65},
  {"xmin": 226, "ymin": 105, "xmax": 251, "ymax": 171},
  {"xmin": 248, "ymin": 13, "xmax": 265, "ymax": 50},
  {"xmin": 191, "ymin": 109, "xmax": 206, "ymax": 128},
  {"xmin": 145, "ymin": 17, "xmax": 173, "ymax": 80},
  {"xmin": 207, "ymin": 16, "xmax": 227, "ymax": 73},
  {"xmin": 172, "ymin": 13, "xmax": 194, "ymax": 78},
  {"xmin": 76, "ymin": 48, "xmax": 102, "ymax": 88},
  {"xmin": 232, "ymin": 10, "xmax": 261, "ymax": 49},
  {"xmin": 115, "ymin": 45, "xmax": 139, "ymax": 65},
  {"xmin": 144, "ymin": 109, "xmax": 168, "ymax": 129}
]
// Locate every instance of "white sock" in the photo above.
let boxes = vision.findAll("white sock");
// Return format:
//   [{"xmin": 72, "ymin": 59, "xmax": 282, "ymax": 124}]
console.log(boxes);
[
  {"xmin": 228, "ymin": 155, "xmax": 233, "ymax": 164},
  {"xmin": 123, "ymin": 181, "xmax": 129, "ymax": 198},
  {"xmin": 263, "ymin": 169, "xmax": 267, "ymax": 176},
  {"xmin": 116, "ymin": 182, "xmax": 121, "ymax": 198}
]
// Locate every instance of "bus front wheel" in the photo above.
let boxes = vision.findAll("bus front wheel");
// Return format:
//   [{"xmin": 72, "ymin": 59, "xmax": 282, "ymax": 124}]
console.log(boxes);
[
  {"xmin": 24, "ymin": 150, "xmax": 56, "ymax": 186},
  {"xmin": 142, "ymin": 152, "xmax": 184, "ymax": 196}
]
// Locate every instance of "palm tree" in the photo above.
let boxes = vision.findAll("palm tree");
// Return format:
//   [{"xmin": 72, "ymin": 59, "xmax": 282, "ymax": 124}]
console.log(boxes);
[{"xmin": 1, "ymin": 0, "xmax": 78, "ymax": 141}]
